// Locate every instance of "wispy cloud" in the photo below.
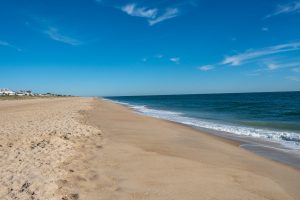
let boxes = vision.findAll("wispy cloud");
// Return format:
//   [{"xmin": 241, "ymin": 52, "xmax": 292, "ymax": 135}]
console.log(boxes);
[
  {"xmin": 43, "ymin": 27, "xmax": 82, "ymax": 46},
  {"xmin": 198, "ymin": 65, "xmax": 214, "ymax": 71},
  {"xmin": 266, "ymin": 63, "xmax": 278, "ymax": 70},
  {"xmin": 26, "ymin": 16, "xmax": 83, "ymax": 46},
  {"xmin": 222, "ymin": 42, "xmax": 300, "ymax": 66},
  {"xmin": 95, "ymin": 0, "xmax": 192, "ymax": 26},
  {"xmin": 262, "ymin": 27, "xmax": 269, "ymax": 31},
  {"xmin": 197, "ymin": 42, "xmax": 300, "ymax": 74},
  {"xmin": 170, "ymin": 57, "xmax": 180, "ymax": 64},
  {"xmin": 155, "ymin": 54, "xmax": 164, "ymax": 59},
  {"xmin": 265, "ymin": 1, "xmax": 300, "ymax": 18},
  {"xmin": 266, "ymin": 61, "xmax": 300, "ymax": 70},
  {"xmin": 121, "ymin": 4, "xmax": 158, "ymax": 19},
  {"xmin": 286, "ymin": 76, "xmax": 300, "ymax": 81},
  {"xmin": 292, "ymin": 68, "xmax": 300, "ymax": 72},
  {"xmin": 148, "ymin": 8, "xmax": 179, "ymax": 26},
  {"xmin": 119, "ymin": 3, "xmax": 180, "ymax": 25},
  {"xmin": 0, "ymin": 40, "xmax": 21, "ymax": 51}
]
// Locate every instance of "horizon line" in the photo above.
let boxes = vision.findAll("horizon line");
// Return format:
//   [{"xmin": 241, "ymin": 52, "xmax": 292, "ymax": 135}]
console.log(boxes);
[{"xmin": 100, "ymin": 90, "xmax": 300, "ymax": 98}]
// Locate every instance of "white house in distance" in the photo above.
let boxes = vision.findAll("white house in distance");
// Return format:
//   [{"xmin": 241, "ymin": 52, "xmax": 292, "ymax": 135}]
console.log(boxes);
[
  {"xmin": 0, "ymin": 88, "xmax": 68, "ymax": 97},
  {"xmin": 0, "ymin": 88, "xmax": 36, "ymax": 96},
  {"xmin": 15, "ymin": 90, "xmax": 33, "ymax": 96},
  {"xmin": 0, "ymin": 88, "xmax": 16, "ymax": 96}
]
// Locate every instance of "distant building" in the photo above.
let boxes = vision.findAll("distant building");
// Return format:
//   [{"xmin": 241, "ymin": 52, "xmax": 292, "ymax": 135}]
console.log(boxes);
[
  {"xmin": 0, "ymin": 88, "xmax": 69, "ymax": 97},
  {"xmin": 0, "ymin": 88, "xmax": 15, "ymax": 96},
  {"xmin": 16, "ymin": 90, "xmax": 33, "ymax": 96}
]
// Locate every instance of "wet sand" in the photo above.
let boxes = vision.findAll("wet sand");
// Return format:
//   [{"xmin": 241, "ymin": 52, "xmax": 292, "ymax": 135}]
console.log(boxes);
[
  {"xmin": 190, "ymin": 127, "xmax": 300, "ymax": 169},
  {"xmin": 1, "ymin": 97, "xmax": 300, "ymax": 199}
]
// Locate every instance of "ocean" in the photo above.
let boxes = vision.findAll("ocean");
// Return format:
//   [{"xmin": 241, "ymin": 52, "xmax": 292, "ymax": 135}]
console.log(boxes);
[{"xmin": 105, "ymin": 92, "xmax": 300, "ymax": 167}]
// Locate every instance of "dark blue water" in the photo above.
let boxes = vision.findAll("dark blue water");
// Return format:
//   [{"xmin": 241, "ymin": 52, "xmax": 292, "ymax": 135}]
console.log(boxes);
[{"xmin": 106, "ymin": 92, "xmax": 300, "ymax": 149}]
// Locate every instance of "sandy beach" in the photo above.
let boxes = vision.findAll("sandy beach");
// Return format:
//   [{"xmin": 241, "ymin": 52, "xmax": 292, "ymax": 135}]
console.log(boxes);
[{"xmin": 1, "ymin": 97, "xmax": 300, "ymax": 200}]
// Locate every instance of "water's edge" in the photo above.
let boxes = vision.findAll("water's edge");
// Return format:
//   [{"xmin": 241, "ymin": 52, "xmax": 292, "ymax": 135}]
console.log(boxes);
[
  {"xmin": 104, "ymin": 98, "xmax": 300, "ymax": 170},
  {"xmin": 193, "ymin": 126, "xmax": 300, "ymax": 170}
]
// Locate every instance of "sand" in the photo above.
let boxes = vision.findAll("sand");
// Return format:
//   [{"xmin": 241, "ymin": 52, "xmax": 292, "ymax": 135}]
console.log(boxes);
[
  {"xmin": 0, "ymin": 98, "xmax": 101, "ymax": 200},
  {"xmin": 0, "ymin": 97, "xmax": 300, "ymax": 200}
]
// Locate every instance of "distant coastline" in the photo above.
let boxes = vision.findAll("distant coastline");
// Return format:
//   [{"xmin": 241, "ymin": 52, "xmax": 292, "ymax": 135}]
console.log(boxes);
[{"xmin": 0, "ymin": 88, "xmax": 72, "ymax": 98}]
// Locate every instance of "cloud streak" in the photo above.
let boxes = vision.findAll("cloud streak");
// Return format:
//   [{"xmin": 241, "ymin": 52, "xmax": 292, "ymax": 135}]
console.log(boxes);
[
  {"xmin": 170, "ymin": 57, "xmax": 180, "ymax": 64},
  {"xmin": 286, "ymin": 76, "xmax": 300, "ymax": 81},
  {"xmin": 148, "ymin": 8, "xmax": 179, "ymax": 26},
  {"xmin": 198, "ymin": 65, "xmax": 214, "ymax": 71},
  {"xmin": 222, "ymin": 42, "xmax": 300, "ymax": 66},
  {"xmin": 266, "ymin": 61, "xmax": 300, "ymax": 70},
  {"xmin": 120, "ymin": 3, "xmax": 180, "ymax": 25},
  {"xmin": 265, "ymin": 1, "xmax": 300, "ymax": 18},
  {"xmin": 26, "ymin": 16, "xmax": 83, "ymax": 46},
  {"xmin": 292, "ymin": 68, "xmax": 300, "ymax": 72},
  {"xmin": 121, "ymin": 4, "xmax": 157, "ymax": 19},
  {"xmin": 197, "ymin": 42, "xmax": 300, "ymax": 73},
  {"xmin": 43, "ymin": 27, "xmax": 82, "ymax": 46},
  {"xmin": 0, "ymin": 40, "xmax": 21, "ymax": 51}
]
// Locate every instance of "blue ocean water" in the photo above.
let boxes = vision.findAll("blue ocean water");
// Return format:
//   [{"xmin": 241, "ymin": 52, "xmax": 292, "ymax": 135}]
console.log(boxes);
[{"xmin": 106, "ymin": 92, "xmax": 300, "ymax": 149}]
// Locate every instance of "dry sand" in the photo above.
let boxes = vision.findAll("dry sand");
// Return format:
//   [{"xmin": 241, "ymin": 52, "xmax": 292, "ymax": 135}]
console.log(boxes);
[
  {"xmin": 0, "ymin": 98, "xmax": 101, "ymax": 200},
  {"xmin": 0, "ymin": 97, "xmax": 300, "ymax": 200}
]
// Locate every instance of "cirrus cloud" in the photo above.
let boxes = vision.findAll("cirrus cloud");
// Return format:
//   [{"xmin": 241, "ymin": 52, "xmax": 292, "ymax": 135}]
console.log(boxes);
[
  {"xmin": 265, "ymin": 1, "xmax": 300, "ymax": 18},
  {"xmin": 148, "ymin": 8, "xmax": 180, "ymax": 26},
  {"xmin": 120, "ymin": 4, "xmax": 180, "ymax": 26},
  {"xmin": 170, "ymin": 57, "xmax": 180, "ymax": 64},
  {"xmin": 121, "ymin": 4, "xmax": 158, "ymax": 19},
  {"xmin": 266, "ymin": 61, "xmax": 300, "ymax": 71},
  {"xmin": 222, "ymin": 42, "xmax": 300, "ymax": 66},
  {"xmin": 286, "ymin": 76, "xmax": 300, "ymax": 81},
  {"xmin": 197, "ymin": 42, "xmax": 300, "ymax": 74},
  {"xmin": 292, "ymin": 68, "xmax": 300, "ymax": 72},
  {"xmin": 25, "ymin": 16, "xmax": 83, "ymax": 46},
  {"xmin": 43, "ymin": 27, "xmax": 82, "ymax": 46},
  {"xmin": 198, "ymin": 65, "xmax": 214, "ymax": 71},
  {"xmin": 0, "ymin": 40, "xmax": 21, "ymax": 51}
]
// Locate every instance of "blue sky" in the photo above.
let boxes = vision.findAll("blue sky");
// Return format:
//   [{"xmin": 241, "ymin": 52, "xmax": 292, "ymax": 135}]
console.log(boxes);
[{"xmin": 0, "ymin": 0, "xmax": 300, "ymax": 96}]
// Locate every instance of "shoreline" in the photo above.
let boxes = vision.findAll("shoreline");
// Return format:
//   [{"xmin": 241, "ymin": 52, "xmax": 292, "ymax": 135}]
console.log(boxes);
[
  {"xmin": 191, "ymin": 125, "xmax": 300, "ymax": 170},
  {"xmin": 85, "ymin": 98, "xmax": 300, "ymax": 199},
  {"xmin": 107, "ymin": 98, "xmax": 300, "ymax": 170}
]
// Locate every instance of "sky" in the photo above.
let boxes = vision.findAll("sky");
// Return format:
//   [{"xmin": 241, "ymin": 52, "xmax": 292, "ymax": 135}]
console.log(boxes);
[{"xmin": 0, "ymin": 0, "xmax": 300, "ymax": 96}]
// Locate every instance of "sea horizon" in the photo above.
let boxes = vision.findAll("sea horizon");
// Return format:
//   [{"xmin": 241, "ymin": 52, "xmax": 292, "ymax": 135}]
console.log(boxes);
[{"xmin": 104, "ymin": 90, "xmax": 300, "ymax": 98}]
